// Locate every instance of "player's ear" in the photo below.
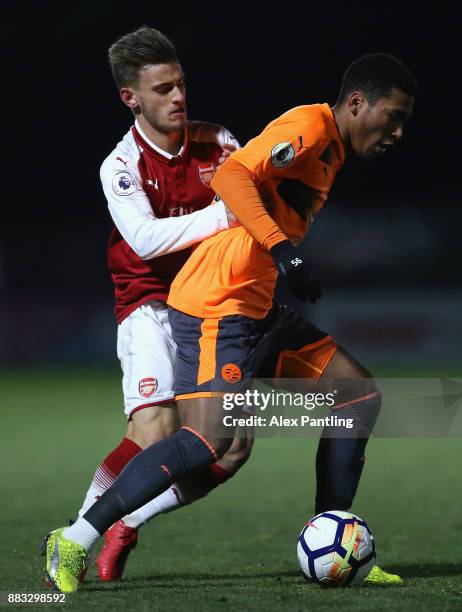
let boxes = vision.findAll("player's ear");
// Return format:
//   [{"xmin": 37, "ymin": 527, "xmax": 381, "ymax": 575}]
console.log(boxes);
[
  {"xmin": 347, "ymin": 91, "xmax": 366, "ymax": 117},
  {"xmin": 120, "ymin": 87, "xmax": 139, "ymax": 111}
]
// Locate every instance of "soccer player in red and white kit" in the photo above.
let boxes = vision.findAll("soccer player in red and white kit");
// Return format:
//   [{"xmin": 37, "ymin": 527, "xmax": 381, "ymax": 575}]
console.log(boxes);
[{"xmin": 57, "ymin": 26, "xmax": 253, "ymax": 582}]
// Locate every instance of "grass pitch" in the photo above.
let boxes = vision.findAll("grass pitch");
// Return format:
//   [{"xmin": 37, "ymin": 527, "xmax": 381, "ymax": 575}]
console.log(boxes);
[{"xmin": 1, "ymin": 368, "xmax": 462, "ymax": 611}]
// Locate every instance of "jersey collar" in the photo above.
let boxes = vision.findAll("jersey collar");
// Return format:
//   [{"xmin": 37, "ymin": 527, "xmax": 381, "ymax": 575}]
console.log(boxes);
[{"xmin": 134, "ymin": 119, "xmax": 188, "ymax": 160}]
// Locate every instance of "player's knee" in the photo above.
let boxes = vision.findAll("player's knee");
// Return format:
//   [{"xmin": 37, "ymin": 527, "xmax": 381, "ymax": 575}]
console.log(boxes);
[
  {"xmin": 323, "ymin": 347, "xmax": 372, "ymax": 380},
  {"xmin": 129, "ymin": 404, "xmax": 179, "ymax": 448},
  {"xmin": 323, "ymin": 348, "xmax": 379, "ymax": 401},
  {"xmin": 218, "ymin": 429, "xmax": 254, "ymax": 473},
  {"xmin": 177, "ymin": 397, "xmax": 234, "ymax": 459}
]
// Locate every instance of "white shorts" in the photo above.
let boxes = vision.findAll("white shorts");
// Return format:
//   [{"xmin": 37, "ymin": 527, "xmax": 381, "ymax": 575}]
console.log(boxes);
[{"xmin": 117, "ymin": 300, "xmax": 176, "ymax": 419}]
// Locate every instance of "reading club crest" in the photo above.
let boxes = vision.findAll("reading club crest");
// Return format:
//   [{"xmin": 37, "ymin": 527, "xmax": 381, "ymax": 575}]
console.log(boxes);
[
  {"xmin": 221, "ymin": 363, "xmax": 242, "ymax": 383},
  {"xmin": 198, "ymin": 163, "xmax": 216, "ymax": 186},
  {"xmin": 138, "ymin": 377, "xmax": 158, "ymax": 398}
]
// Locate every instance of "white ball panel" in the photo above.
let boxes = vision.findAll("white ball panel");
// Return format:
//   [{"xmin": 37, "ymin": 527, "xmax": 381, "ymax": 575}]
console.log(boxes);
[
  {"xmin": 296, "ymin": 541, "xmax": 310, "ymax": 577},
  {"xmin": 303, "ymin": 517, "xmax": 338, "ymax": 550},
  {"xmin": 356, "ymin": 528, "xmax": 374, "ymax": 560},
  {"xmin": 314, "ymin": 552, "xmax": 335, "ymax": 579}
]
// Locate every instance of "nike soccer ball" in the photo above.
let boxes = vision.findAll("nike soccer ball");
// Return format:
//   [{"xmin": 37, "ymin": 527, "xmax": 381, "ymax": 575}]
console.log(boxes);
[{"xmin": 297, "ymin": 510, "xmax": 376, "ymax": 586}]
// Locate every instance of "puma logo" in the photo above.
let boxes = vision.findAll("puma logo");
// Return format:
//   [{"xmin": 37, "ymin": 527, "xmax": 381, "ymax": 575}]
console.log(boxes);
[
  {"xmin": 115, "ymin": 156, "xmax": 128, "ymax": 167},
  {"xmin": 298, "ymin": 135, "xmax": 309, "ymax": 152}
]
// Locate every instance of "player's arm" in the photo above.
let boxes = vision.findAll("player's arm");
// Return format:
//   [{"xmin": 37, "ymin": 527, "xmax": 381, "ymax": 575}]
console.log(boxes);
[
  {"xmin": 100, "ymin": 158, "xmax": 232, "ymax": 260},
  {"xmin": 212, "ymin": 160, "xmax": 319, "ymax": 302},
  {"xmin": 216, "ymin": 125, "xmax": 240, "ymax": 163},
  {"xmin": 211, "ymin": 114, "xmax": 322, "ymax": 248},
  {"xmin": 213, "ymin": 125, "xmax": 242, "ymax": 225},
  {"xmin": 211, "ymin": 115, "xmax": 324, "ymax": 301},
  {"xmin": 211, "ymin": 159, "xmax": 287, "ymax": 250}
]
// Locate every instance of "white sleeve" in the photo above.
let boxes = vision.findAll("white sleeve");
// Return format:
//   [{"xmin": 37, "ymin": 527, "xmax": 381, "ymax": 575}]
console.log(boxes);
[
  {"xmin": 216, "ymin": 126, "xmax": 241, "ymax": 149},
  {"xmin": 207, "ymin": 125, "xmax": 241, "ymax": 227},
  {"xmin": 189, "ymin": 121, "xmax": 241, "ymax": 149},
  {"xmin": 100, "ymin": 158, "xmax": 230, "ymax": 260}
]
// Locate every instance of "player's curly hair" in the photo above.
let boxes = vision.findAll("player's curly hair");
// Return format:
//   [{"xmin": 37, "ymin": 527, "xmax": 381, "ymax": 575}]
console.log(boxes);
[
  {"xmin": 336, "ymin": 53, "xmax": 417, "ymax": 105},
  {"xmin": 108, "ymin": 26, "xmax": 178, "ymax": 89}
]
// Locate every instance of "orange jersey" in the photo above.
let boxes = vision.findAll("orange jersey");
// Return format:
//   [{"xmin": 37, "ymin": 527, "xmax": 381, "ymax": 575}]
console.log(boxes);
[{"xmin": 168, "ymin": 103, "xmax": 345, "ymax": 319}]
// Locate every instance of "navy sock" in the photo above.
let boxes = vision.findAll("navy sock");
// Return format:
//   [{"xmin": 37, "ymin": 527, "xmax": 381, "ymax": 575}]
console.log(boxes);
[
  {"xmin": 315, "ymin": 391, "xmax": 381, "ymax": 514},
  {"xmin": 83, "ymin": 427, "xmax": 215, "ymax": 534}
]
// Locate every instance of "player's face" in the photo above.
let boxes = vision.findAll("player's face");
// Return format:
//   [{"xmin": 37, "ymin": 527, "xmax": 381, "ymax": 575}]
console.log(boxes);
[
  {"xmin": 129, "ymin": 63, "xmax": 187, "ymax": 134},
  {"xmin": 351, "ymin": 88, "xmax": 414, "ymax": 159}
]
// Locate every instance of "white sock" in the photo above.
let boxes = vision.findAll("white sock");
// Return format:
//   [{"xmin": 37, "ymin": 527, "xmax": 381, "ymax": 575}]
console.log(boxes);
[
  {"xmin": 63, "ymin": 518, "xmax": 101, "ymax": 551},
  {"xmin": 78, "ymin": 464, "xmax": 115, "ymax": 517},
  {"xmin": 78, "ymin": 485, "xmax": 104, "ymax": 517},
  {"xmin": 122, "ymin": 486, "xmax": 182, "ymax": 529}
]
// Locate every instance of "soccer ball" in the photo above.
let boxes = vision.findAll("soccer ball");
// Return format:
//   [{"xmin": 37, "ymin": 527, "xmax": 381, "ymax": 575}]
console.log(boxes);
[{"xmin": 297, "ymin": 510, "xmax": 376, "ymax": 586}]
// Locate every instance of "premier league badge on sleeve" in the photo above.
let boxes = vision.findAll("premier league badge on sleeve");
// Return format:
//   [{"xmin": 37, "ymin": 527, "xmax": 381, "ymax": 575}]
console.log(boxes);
[
  {"xmin": 271, "ymin": 142, "xmax": 295, "ymax": 168},
  {"xmin": 112, "ymin": 171, "xmax": 137, "ymax": 196}
]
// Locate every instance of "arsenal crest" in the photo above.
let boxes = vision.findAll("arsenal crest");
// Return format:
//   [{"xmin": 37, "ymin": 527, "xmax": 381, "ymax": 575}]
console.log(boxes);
[
  {"xmin": 138, "ymin": 377, "xmax": 158, "ymax": 398},
  {"xmin": 198, "ymin": 163, "xmax": 216, "ymax": 187}
]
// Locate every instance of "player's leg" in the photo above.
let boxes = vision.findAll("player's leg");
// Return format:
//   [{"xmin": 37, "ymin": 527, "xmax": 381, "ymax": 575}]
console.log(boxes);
[
  {"xmin": 214, "ymin": 421, "xmax": 254, "ymax": 474},
  {"xmin": 96, "ymin": 305, "xmax": 253, "ymax": 581},
  {"xmin": 45, "ymin": 395, "xmax": 231, "ymax": 592},
  {"xmin": 64, "ymin": 309, "xmax": 262, "ymax": 536},
  {"xmin": 78, "ymin": 407, "xmax": 178, "ymax": 519},
  {"xmin": 80, "ymin": 298, "xmax": 223, "ymax": 527},
  {"xmin": 128, "ymin": 403, "xmax": 179, "ymax": 447},
  {"xmin": 44, "ymin": 309, "xmax": 261, "ymax": 592},
  {"xmin": 44, "ymin": 395, "xmax": 236, "ymax": 593},
  {"xmin": 122, "ymin": 424, "xmax": 253, "ymax": 528},
  {"xmin": 109, "ymin": 306, "xmax": 254, "ymax": 520},
  {"xmin": 263, "ymin": 306, "xmax": 399, "ymax": 584},
  {"xmin": 312, "ymin": 350, "xmax": 400, "ymax": 584},
  {"xmin": 257, "ymin": 305, "xmax": 380, "ymax": 513},
  {"xmin": 96, "ymin": 404, "xmax": 252, "ymax": 582},
  {"xmin": 95, "ymin": 407, "xmax": 180, "ymax": 582},
  {"xmin": 78, "ymin": 395, "xmax": 234, "ymax": 537},
  {"xmin": 128, "ymin": 397, "xmax": 254, "ymax": 514},
  {"xmin": 77, "ymin": 302, "xmax": 178, "ymax": 518},
  {"xmin": 314, "ymin": 347, "xmax": 380, "ymax": 514}
]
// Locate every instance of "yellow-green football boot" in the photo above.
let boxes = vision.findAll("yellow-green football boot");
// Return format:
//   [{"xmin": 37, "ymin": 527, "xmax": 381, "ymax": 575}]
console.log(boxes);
[
  {"xmin": 364, "ymin": 565, "xmax": 403, "ymax": 585},
  {"xmin": 44, "ymin": 528, "xmax": 87, "ymax": 593}
]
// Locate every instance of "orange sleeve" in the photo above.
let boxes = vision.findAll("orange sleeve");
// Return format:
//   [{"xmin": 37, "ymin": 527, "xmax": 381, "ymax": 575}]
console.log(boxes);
[
  {"xmin": 231, "ymin": 106, "xmax": 329, "ymax": 183},
  {"xmin": 211, "ymin": 158, "xmax": 287, "ymax": 251}
]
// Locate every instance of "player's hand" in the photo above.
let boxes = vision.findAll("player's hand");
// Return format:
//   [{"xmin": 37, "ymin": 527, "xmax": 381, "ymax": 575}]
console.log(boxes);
[
  {"xmin": 218, "ymin": 144, "xmax": 237, "ymax": 166},
  {"xmin": 269, "ymin": 240, "xmax": 322, "ymax": 303}
]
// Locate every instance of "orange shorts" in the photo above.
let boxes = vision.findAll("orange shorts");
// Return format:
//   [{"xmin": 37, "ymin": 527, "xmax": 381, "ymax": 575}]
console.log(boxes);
[{"xmin": 168, "ymin": 304, "xmax": 337, "ymax": 399}]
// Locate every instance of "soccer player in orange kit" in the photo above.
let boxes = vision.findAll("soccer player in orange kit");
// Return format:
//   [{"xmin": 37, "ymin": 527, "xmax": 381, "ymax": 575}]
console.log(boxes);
[{"xmin": 45, "ymin": 53, "xmax": 415, "ymax": 590}]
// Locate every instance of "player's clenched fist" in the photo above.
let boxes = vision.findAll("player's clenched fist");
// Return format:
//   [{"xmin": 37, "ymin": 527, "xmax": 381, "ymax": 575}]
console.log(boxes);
[{"xmin": 270, "ymin": 240, "xmax": 322, "ymax": 303}]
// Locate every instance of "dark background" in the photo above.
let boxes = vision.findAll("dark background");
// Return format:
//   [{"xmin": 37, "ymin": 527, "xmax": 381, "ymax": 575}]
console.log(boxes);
[{"xmin": 1, "ymin": 0, "xmax": 460, "ymax": 366}]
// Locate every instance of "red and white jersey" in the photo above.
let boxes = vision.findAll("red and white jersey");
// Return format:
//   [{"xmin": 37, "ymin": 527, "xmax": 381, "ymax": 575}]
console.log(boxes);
[{"xmin": 100, "ymin": 120, "xmax": 239, "ymax": 323}]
